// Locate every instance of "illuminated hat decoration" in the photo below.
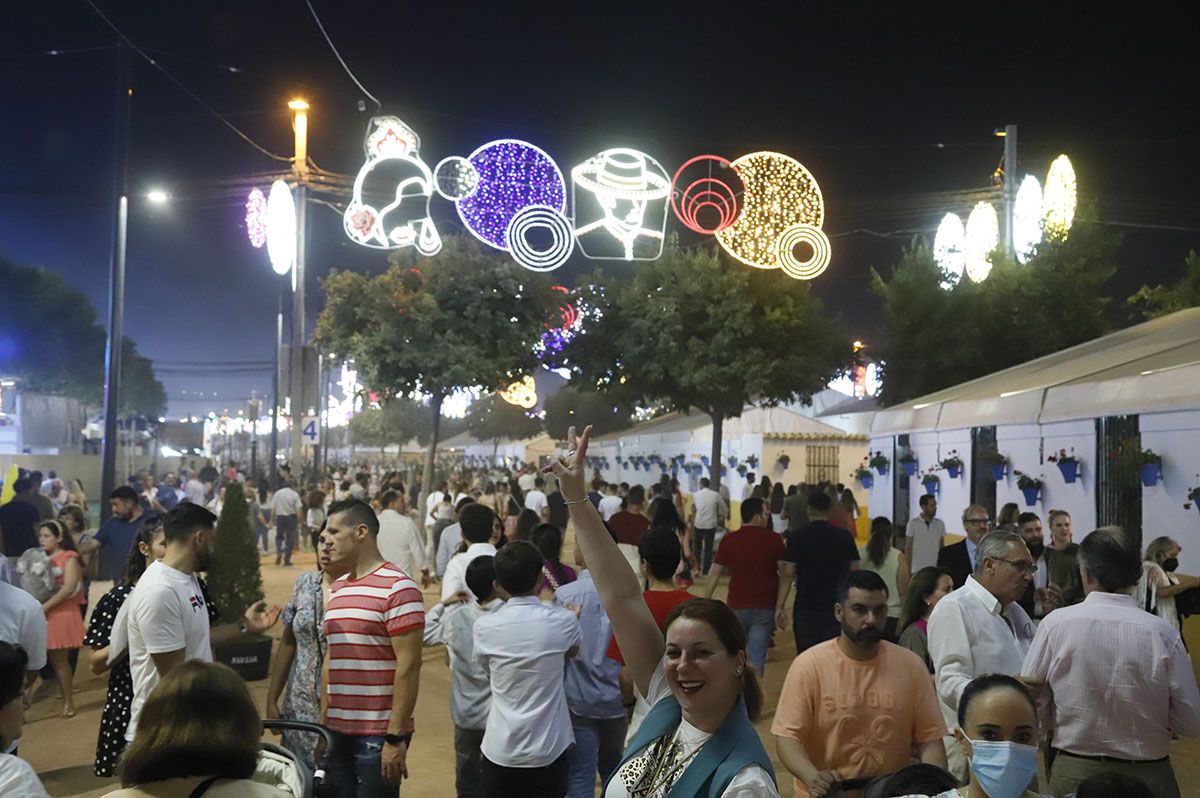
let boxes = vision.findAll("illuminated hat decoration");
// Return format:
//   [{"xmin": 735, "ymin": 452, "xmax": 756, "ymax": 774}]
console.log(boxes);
[{"xmin": 573, "ymin": 148, "xmax": 671, "ymax": 201}]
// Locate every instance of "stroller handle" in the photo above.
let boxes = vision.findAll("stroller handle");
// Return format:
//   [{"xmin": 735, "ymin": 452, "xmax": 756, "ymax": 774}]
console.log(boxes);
[{"xmin": 261, "ymin": 719, "xmax": 337, "ymax": 749}]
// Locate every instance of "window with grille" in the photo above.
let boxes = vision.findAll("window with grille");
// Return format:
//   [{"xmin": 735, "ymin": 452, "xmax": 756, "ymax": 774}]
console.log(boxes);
[
  {"xmin": 1096, "ymin": 415, "xmax": 1142, "ymax": 550},
  {"xmin": 805, "ymin": 445, "xmax": 840, "ymax": 484}
]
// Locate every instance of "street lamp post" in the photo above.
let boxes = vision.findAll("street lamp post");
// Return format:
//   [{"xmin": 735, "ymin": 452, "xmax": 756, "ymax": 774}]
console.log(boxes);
[{"xmin": 288, "ymin": 99, "xmax": 309, "ymax": 483}]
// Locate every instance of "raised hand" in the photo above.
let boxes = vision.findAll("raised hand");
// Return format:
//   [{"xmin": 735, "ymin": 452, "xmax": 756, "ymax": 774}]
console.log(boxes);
[{"xmin": 543, "ymin": 425, "xmax": 592, "ymax": 502}]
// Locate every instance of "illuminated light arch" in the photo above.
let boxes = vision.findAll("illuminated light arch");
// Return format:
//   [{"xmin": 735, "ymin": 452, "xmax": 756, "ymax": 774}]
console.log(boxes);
[
  {"xmin": 933, "ymin": 213, "xmax": 967, "ymax": 288},
  {"xmin": 1042, "ymin": 154, "xmax": 1077, "ymax": 239},
  {"xmin": 670, "ymin": 155, "xmax": 740, "ymax": 234},
  {"xmin": 551, "ymin": 285, "xmax": 578, "ymax": 330},
  {"xmin": 266, "ymin": 180, "xmax": 296, "ymax": 276},
  {"xmin": 572, "ymin": 148, "xmax": 671, "ymax": 260},
  {"xmin": 505, "ymin": 205, "xmax": 575, "ymax": 272},
  {"xmin": 433, "ymin": 156, "xmax": 480, "ymax": 201},
  {"xmin": 343, "ymin": 116, "xmax": 441, "ymax": 254},
  {"xmin": 1013, "ymin": 175, "xmax": 1044, "ymax": 264},
  {"xmin": 245, "ymin": 188, "xmax": 268, "ymax": 248},
  {"xmin": 455, "ymin": 139, "xmax": 567, "ymax": 251},
  {"xmin": 714, "ymin": 151, "xmax": 827, "ymax": 280},
  {"xmin": 964, "ymin": 202, "xmax": 999, "ymax": 282},
  {"xmin": 498, "ymin": 376, "xmax": 538, "ymax": 409},
  {"xmin": 774, "ymin": 224, "xmax": 831, "ymax": 280}
]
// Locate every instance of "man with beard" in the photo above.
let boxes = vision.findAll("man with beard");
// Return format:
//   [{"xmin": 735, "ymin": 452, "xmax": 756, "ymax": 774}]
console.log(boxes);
[
  {"xmin": 121, "ymin": 502, "xmax": 280, "ymax": 741},
  {"xmin": 79, "ymin": 486, "xmax": 154, "ymax": 584},
  {"xmin": 772, "ymin": 570, "xmax": 946, "ymax": 797},
  {"xmin": 1016, "ymin": 512, "xmax": 1053, "ymax": 620}
]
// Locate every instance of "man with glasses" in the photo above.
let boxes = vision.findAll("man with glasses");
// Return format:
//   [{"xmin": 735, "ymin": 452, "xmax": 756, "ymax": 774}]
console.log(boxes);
[
  {"xmin": 937, "ymin": 504, "xmax": 991, "ymax": 588},
  {"xmin": 927, "ymin": 529, "xmax": 1037, "ymax": 782}
]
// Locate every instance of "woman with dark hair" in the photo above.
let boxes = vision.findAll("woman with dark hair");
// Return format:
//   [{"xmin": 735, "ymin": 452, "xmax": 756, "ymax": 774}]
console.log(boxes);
[
  {"xmin": 532, "ymin": 523, "xmax": 577, "ymax": 595},
  {"xmin": 0, "ymin": 642, "xmax": 50, "ymax": 796},
  {"xmin": 649, "ymin": 497, "xmax": 693, "ymax": 587},
  {"xmin": 551, "ymin": 425, "xmax": 779, "ymax": 797},
  {"xmin": 513, "ymin": 508, "xmax": 541, "ymax": 542},
  {"xmin": 304, "ymin": 489, "xmax": 326, "ymax": 552},
  {"xmin": 768, "ymin": 483, "xmax": 786, "ymax": 534},
  {"xmin": 1046, "ymin": 542, "xmax": 1084, "ymax": 610},
  {"xmin": 104, "ymin": 661, "xmax": 288, "ymax": 797},
  {"xmin": 898, "ymin": 566, "xmax": 955, "ymax": 673},
  {"xmin": 857, "ymin": 517, "xmax": 910, "ymax": 640},
  {"xmin": 85, "ymin": 519, "xmax": 168, "ymax": 776},
  {"xmin": 36, "ymin": 519, "xmax": 84, "ymax": 718}
]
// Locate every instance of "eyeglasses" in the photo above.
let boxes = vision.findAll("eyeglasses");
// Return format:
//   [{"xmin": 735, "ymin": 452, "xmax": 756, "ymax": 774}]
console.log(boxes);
[{"xmin": 993, "ymin": 557, "xmax": 1037, "ymax": 575}]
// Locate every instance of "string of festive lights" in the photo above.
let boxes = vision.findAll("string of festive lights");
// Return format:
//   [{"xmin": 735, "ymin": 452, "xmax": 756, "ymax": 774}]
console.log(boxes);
[
  {"xmin": 498, "ymin": 375, "xmax": 538, "ymax": 408},
  {"xmin": 245, "ymin": 188, "xmax": 267, "ymax": 248},
  {"xmin": 434, "ymin": 156, "xmax": 480, "ymax": 201},
  {"xmin": 266, "ymin": 180, "xmax": 296, "ymax": 276},
  {"xmin": 505, "ymin": 204, "xmax": 575, "ymax": 271},
  {"xmin": 455, "ymin": 139, "xmax": 567, "ymax": 252},
  {"xmin": 1012, "ymin": 175, "xmax": 1043, "ymax": 264},
  {"xmin": 1042, "ymin": 154, "xmax": 1077, "ymax": 239},
  {"xmin": 774, "ymin": 223, "xmax": 832, "ymax": 280},
  {"xmin": 933, "ymin": 212, "xmax": 966, "ymax": 287},
  {"xmin": 670, "ymin": 155, "xmax": 740, "ymax": 234},
  {"xmin": 964, "ymin": 201, "xmax": 999, "ymax": 282},
  {"xmin": 571, "ymin": 147, "xmax": 671, "ymax": 260}
]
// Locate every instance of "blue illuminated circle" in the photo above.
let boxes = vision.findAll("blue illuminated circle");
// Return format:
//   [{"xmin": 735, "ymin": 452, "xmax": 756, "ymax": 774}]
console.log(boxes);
[
  {"xmin": 505, "ymin": 205, "xmax": 574, "ymax": 272},
  {"xmin": 455, "ymin": 139, "xmax": 566, "ymax": 250}
]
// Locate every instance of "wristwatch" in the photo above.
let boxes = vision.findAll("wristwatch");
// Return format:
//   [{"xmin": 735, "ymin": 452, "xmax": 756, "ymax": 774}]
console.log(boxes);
[{"xmin": 385, "ymin": 733, "xmax": 412, "ymax": 747}]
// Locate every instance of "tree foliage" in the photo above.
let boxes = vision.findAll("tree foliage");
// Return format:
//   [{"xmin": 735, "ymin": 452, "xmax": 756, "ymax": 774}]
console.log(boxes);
[
  {"xmin": 465, "ymin": 392, "xmax": 543, "ymax": 444},
  {"xmin": 0, "ymin": 255, "xmax": 166, "ymax": 417},
  {"xmin": 347, "ymin": 397, "xmax": 436, "ymax": 447},
  {"xmin": 870, "ymin": 211, "xmax": 1118, "ymax": 405},
  {"xmin": 205, "ymin": 481, "xmax": 264, "ymax": 624},
  {"xmin": 543, "ymin": 385, "xmax": 636, "ymax": 438},
  {"xmin": 1128, "ymin": 250, "xmax": 1200, "ymax": 320},
  {"xmin": 562, "ymin": 236, "xmax": 849, "ymax": 489}
]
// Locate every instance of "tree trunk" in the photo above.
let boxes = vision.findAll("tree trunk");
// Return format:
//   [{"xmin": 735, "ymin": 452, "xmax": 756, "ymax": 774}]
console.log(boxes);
[
  {"xmin": 708, "ymin": 409, "xmax": 724, "ymax": 494},
  {"xmin": 492, "ymin": 439, "xmax": 499, "ymax": 465},
  {"xmin": 420, "ymin": 394, "xmax": 444, "ymax": 561}
]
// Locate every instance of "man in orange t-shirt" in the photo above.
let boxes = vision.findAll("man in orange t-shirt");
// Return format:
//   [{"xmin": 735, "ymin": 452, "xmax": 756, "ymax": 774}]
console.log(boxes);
[{"xmin": 772, "ymin": 570, "xmax": 946, "ymax": 797}]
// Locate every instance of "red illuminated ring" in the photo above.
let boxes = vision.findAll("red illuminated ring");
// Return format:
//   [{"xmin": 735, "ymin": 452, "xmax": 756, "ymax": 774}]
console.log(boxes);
[
  {"xmin": 671, "ymin": 155, "xmax": 740, "ymax": 234},
  {"xmin": 550, "ymin": 285, "xmax": 578, "ymax": 330}
]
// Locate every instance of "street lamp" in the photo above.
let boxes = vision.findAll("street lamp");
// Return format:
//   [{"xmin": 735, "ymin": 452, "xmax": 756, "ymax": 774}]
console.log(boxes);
[{"xmin": 147, "ymin": 188, "xmax": 170, "ymax": 204}]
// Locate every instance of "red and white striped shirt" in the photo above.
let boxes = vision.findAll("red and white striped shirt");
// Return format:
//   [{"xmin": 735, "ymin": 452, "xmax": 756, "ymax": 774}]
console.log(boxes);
[{"xmin": 324, "ymin": 562, "xmax": 425, "ymax": 736}]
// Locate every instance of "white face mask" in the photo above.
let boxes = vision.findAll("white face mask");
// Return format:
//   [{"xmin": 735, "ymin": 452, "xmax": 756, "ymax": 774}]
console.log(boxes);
[{"xmin": 963, "ymin": 734, "xmax": 1039, "ymax": 798}]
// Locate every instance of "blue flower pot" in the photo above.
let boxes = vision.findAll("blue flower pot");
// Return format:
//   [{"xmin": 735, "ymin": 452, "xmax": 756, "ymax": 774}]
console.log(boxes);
[
  {"xmin": 946, "ymin": 465, "xmax": 962, "ymax": 479},
  {"xmin": 1140, "ymin": 463, "xmax": 1161, "ymax": 488},
  {"xmin": 989, "ymin": 463, "xmax": 1007, "ymax": 481},
  {"xmin": 874, "ymin": 463, "xmax": 889, "ymax": 476},
  {"xmin": 901, "ymin": 461, "xmax": 917, "ymax": 477},
  {"xmin": 859, "ymin": 474, "xmax": 874, "ymax": 490},
  {"xmin": 923, "ymin": 481, "xmax": 939, "ymax": 495},
  {"xmin": 1057, "ymin": 461, "xmax": 1079, "ymax": 483},
  {"xmin": 1021, "ymin": 487, "xmax": 1040, "ymax": 506}
]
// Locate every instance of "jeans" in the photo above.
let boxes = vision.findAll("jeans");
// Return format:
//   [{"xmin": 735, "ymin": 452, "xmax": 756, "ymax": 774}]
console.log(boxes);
[
  {"xmin": 454, "ymin": 725, "xmax": 485, "ymax": 798},
  {"xmin": 567, "ymin": 715, "xmax": 627, "ymax": 798},
  {"xmin": 255, "ymin": 521, "xmax": 269, "ymax": 552},
  {"xmin": 734, "ymin": 608, "xmax": 775, "ymax": 675},
  {"xmin": 275, "ymin": 514, "xmax": 298, "ymax": 565},
  {"xmin": 692, "ymin": 527, "xmax": 716, "ymax": 575},
  {"xmin": 323, "ymin": 732, "xmax": 397, "ymax": 798},
  {"xmin": 481, "ymin": 749, "xmax": 570, "ymax": 798}
]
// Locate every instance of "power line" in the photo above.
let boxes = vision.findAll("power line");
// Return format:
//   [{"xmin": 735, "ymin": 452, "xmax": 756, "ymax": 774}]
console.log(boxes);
[
  {"xmin": 304, "ymin": 0, "xmax": 382, "ymax": 111},
  {"xmin": 82, "ymin": 0, "xmax": 291, "ymax": 163}
]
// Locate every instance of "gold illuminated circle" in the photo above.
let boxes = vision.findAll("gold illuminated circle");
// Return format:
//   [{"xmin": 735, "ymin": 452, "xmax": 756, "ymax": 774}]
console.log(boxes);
[
  {"xmin": 715, "ymin": 152, "xmax": 826, "ymax": 275},
  {"xmin": 1042, "ymin": 154, "xmax": 1076, "ymax": 240},
  {"xmin": 775, "ymin": 224, "xmax": 831, "ymax": 280},
  {"xmin": 498, "ymin": 376, "xmax": 538, "ymax": 409}
]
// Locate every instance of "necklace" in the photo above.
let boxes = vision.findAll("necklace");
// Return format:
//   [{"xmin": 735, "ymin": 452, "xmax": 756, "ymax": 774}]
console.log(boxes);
[{"xmin": 630, "ymin": 727, "xmax": 707, "ymax": 797}]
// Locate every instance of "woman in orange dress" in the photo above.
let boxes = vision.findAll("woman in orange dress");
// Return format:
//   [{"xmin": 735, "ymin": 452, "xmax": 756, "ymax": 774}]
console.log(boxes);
[{"xmin": 37, "ymin": 519, "xmax": 86, "ymax": 718}]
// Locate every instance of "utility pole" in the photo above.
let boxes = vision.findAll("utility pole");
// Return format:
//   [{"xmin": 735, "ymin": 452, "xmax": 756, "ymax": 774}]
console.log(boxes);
[
  {"xmin": 270, "ymin": 286, "xmax": 282, "ymax": 488},
  {"xmin": 288, "ymin": 99, "xmax": 309, "ymax": 483},
  {"xmin": 248, "ymin": 390, "xmax": 260, "ymax": 479},
  {"xmin": 1002, "ymin": 123, "xmax": 1017, "ymax": 255},
  {"xmin": 100, "ymin": 43, "xmax": 132, "ymax": 522}
]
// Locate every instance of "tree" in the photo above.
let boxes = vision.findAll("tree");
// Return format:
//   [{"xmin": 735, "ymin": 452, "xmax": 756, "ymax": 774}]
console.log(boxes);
[
  {"xmin": 205, "ymin": 481, "xmax": 264, "ymax": 624},
  {"xmin": 563, "ymin": 236, "xmax": 849, "ymax": 492},
  {"xmin": 317, "ymin": 235, "xmax": 557, "ymax": 544},
  {"xmin": 347, "ymin": 397, "xmax": 436, "ymax": 448},
  {"xmin": 542, "ymin": 384, "xmax": 635, "ymax": 438},
  {"xmin": 870, "ymin": 211, "xmax": 1118, "ymax": 405},
  {"xmin": 1128, "ymin": 250, "xmax": 1200, "ymax": 320},
  {"xmin": 465, "ymin": 392, "xmax": 543, "ymax": 457},
  {"xmin": 0, "ymin": 255, "xmax": 165, "ymax": 417}
]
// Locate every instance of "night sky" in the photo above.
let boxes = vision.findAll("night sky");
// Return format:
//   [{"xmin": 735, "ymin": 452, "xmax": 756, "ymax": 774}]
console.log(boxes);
[{"xmin": 4, "ymin": 2, "xmax": 1198, "ymax": 416}]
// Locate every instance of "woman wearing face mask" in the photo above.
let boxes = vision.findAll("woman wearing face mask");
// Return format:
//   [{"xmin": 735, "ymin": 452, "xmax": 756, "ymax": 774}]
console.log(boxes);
[
  {"xmin": 941, "ymin": 673, "xmax": 1049, "ymax": 798},
  {"xmin": 1138, "ymin": 537, "xmax": 1200, "ymax": 634}
]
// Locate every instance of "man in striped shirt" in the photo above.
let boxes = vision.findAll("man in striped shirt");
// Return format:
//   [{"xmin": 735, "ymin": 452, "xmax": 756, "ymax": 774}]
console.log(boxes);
[{"xmin": 322, "ymin": 499, "xmax": 426, "ymax": 797}]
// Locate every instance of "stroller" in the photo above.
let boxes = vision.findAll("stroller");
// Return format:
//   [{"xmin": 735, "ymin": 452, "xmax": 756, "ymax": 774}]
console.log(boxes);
[{"xmin": 256, "ymin": 719, "xmax": 338, "ymax": 798}]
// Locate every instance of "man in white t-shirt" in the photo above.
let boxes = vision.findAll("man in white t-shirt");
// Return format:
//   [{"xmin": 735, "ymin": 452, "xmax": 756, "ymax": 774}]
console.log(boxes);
[
  {"xmin": 121, "ymin": 503, "xmax": 281, "ymax": 741},
  {"xmin": 905, "ymin": 494, "xmax": 946, "ymax": 572},
  {"xmin": 524, "ymin": 477, "xmax": 550, "ymax": 522},
  {"xmin": 0, "ymin": 580, "xmax": 47, "ymax": 679},
  {"xmin": 377, "ymin": 489, "xmax": 429, "ymax": 588},
  {"xmin": 441, "ymin": 505, "xmax": 499, "ymax": 601},
  {"xmin": 596, "ymin": 484, "xmax": 622, "ymax": 522},
  {"xmin": 689, "ymin": 477, "xmax": 728, "ymax": 576},
  {"xmin": 517, "ymin": 469, "xmax": 538, "ymax": 494}
]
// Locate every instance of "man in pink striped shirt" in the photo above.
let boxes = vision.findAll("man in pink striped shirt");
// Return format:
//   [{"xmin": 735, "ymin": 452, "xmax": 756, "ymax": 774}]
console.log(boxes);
[
  {"xmin": 1022, "ymin": 526, "xmax": 1200, "ymax": 798},
  {"xmin": 322, "ymin": 499, "xmax": 426, "ymax": 798}
]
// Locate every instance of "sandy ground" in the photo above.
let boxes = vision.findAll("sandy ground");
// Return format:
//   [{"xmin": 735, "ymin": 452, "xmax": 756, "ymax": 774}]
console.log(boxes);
[{"xmin": 19, "ymin": 543, "xmax": 1200, "ymax": 798}]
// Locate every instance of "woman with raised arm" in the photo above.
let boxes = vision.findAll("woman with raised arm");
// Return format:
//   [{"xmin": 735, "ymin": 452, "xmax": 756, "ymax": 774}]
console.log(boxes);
[{"xmin": 548, "ymin": 425, "xmax": 778, "ymax": 798}]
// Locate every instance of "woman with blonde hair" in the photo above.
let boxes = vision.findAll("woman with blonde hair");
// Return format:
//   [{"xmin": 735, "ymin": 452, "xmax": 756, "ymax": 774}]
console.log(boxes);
[
  {"xmin": 67, "ymin": 478, "xmax": 88, "ymax": 512},
  {"xmin": 104, "ymin": 660, "xmax": 287, "ymax": 797},
  {"xmin": 1138, "ymin": 536, "xmax": 1200, "ymax": 634}
]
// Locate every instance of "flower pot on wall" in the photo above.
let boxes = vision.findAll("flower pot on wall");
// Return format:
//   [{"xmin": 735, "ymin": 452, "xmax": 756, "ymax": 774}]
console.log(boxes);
[
  {"xmin": 1139, "ymin": 463, "xmax": 1161, "ymax": 488},
  {"xmin": 923, "ymin": 481, "xmax": 939, "ymax": 496},
  {"xmin": 875, "ymin": 463, "xmax": 889, "ymax": 477},
  {"xmin": 859, "ymin": 474, "xmax": 874, "ymax": 490},
  {"xmin": 901, "ymin": 461, "xmax": 917, "ymax": 477},
  {"xmin": 1057, "ymin": 461, "xmax": 1079, "ymax": 483},
  {"xmin": 1020, "ymin": 487, "xmax": 1040, "ymax": 506},
  {"xmin": 946, "ymin": 465, "xmax": 962, "ymax": 479},
  {"xmin": 989, "ymin": 464, "xmax": 1007, "ymax": 481}
]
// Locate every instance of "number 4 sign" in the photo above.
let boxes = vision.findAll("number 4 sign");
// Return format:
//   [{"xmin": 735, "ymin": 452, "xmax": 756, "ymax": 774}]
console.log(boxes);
[{"xmin": 300, "ymin": 416, "xmax": 320, "ymax": 442}]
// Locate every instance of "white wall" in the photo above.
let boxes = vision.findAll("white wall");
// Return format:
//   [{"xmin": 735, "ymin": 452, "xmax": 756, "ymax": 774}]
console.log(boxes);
[
  {"xmin": 996, "ymin": 423, "xmax": 1046, "ymax": 534},
  {"xmin": 866, "ymin": 436, "xmax": 895, "ymax": 524},
  {"xmin": 1142, "ymin": 410, "xmax": 1200, "ymax": 574},
  {"xmin": 1040, "ymin": 420, "xmax": 1098, "ymax": 535}
]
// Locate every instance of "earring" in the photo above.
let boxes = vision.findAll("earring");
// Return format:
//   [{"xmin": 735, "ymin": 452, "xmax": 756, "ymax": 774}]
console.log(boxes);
[{"xmin": 735, "ymin": 668, "xmax": 743, "ymax": 676}]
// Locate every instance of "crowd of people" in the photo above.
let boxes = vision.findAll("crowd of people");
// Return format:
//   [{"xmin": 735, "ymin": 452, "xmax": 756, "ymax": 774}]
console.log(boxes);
[{"xmin": 1, "ymin": 433, "xmax": 1199, "ymax": 798}]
